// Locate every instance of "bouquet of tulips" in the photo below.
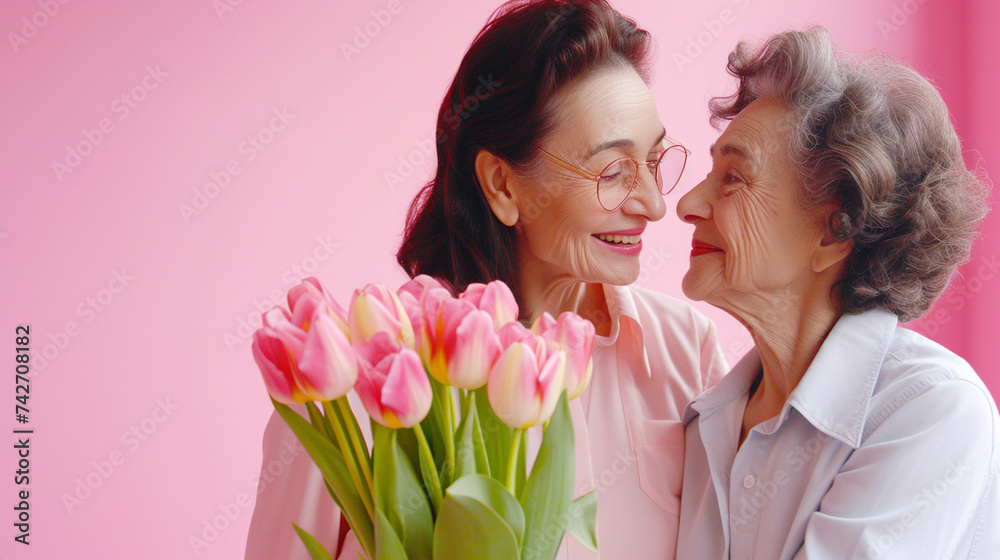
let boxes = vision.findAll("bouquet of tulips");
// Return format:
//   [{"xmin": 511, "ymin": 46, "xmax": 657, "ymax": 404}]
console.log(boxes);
[{"xmin": 251, "ymin": 275, "xmax": 598, "ymax": 560}]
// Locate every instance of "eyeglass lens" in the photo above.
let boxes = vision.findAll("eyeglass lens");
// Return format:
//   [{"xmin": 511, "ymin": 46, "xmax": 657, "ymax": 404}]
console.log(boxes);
[{"xmin": 596, "ymin": 146, "xmax": 687, "ymax": 210}]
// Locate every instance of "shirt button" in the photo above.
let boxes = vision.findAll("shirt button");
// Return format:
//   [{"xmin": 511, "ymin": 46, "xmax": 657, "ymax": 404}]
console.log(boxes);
[{"xmin": 743, "ymin": 475, "xmax": 755, "ymax": 489}]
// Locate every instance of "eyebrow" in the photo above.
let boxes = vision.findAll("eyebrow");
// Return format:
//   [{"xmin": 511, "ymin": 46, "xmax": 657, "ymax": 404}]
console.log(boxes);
[
  {"xmin": 587, "ymin": 127, "xmax": 668, "ymax": 159},
  {"xmin": 709, "ymin": 141, "xmax": 753, "ymax": 162}
]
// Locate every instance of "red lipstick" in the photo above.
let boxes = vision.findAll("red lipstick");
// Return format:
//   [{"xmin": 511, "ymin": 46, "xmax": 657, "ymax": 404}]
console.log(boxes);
[{"xmin": 691, "ymin": 239, "xmax": 722, "ymax": 257}]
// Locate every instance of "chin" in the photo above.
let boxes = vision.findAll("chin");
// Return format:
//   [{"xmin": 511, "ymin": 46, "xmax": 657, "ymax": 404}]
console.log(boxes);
[
  {"xmin": 680, "ymin": 270, "xmax": 710, "ymax": 301},
  {"xmin": 590, "ymin": 264, "xmax": 639, "ymax": 286}
]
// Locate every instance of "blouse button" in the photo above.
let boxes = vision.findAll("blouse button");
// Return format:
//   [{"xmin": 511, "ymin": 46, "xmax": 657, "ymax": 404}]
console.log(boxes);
[{"xmin": 742, "ymin": 475, "xmax": 755, "ymax": 489}]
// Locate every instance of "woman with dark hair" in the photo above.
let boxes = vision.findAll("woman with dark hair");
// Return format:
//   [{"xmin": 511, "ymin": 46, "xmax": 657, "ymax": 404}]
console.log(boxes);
[
  {"xmin": 246, "ymin": 1, "xmax": 726, "ymax": 558},
  {"xmin": 674, "ymin": 27, "xmax": 1000, "ymax": 559}
]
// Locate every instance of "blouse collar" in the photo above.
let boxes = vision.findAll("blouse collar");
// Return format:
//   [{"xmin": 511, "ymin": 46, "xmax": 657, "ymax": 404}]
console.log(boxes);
[
  {"xmin": 684, "ymin": 308, "xmax": 898, "ymax": 447},
  {"xmin": 594, "ymin": 283, "xmax": 651, "ymax": 377}
]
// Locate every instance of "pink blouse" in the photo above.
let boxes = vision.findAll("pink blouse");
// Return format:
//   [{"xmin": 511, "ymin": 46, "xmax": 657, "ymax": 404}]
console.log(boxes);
[{"xmin": 244, "ymin": 284, "xmax": 727, "ymax": 559}]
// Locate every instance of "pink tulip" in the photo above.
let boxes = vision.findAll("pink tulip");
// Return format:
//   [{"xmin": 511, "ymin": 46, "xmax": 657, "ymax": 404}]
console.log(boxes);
[
  {"xmin": 353, "ymin": 333, "xmax": 433, "ymax": 429},
  {"xmin": 287, "ymin": 277, "xmax": 349, "ymax": 334},
  {"xmin": 418, "ymin": 297, "xmax": 502, "ymax": 389},
  {"xmin": 398, "ymin": 276, "xmax": 453, "ymax": 355},
  {"xmin": 252, "ymin": 307, "xmax": 359, "ymax": 404},
  {"xmin": 497, "ymin": 320, "xmax": 532, "ymax": 347},
  {"xmin": 348, "ymin": 283, "xmax": 415, "ymax": 349},
  {"xmin": 533, "ymin": 312, "xmax": 595, "ymax": 400},
  {"xmin": 487, "ymin": 335, "xmax": 566, "ymax": 429},
  {"xmin": 460, "ymin": 281, "xmax": 519, "ymax": 331}
]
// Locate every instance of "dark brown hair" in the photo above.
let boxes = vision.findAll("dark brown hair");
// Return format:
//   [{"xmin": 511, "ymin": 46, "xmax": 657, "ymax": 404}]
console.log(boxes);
[
  {"xmin": 396, "ymin": 0, "xmax": 652, "ymax": 293},
  {"xmin": 711, "ymin": 27, "xmax": 989, "ymax": 321}
]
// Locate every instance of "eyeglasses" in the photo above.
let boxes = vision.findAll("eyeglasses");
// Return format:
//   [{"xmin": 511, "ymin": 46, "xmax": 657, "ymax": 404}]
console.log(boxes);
[{"xmin": 538, "ymin": 139, "xmax": 691, "ymax": 211}]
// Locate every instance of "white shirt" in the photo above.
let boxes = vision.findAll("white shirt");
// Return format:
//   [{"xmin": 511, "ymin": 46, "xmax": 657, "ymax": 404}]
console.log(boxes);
[
  {"xmin": 677, "ymin": 308, "xmax": 1000, "ymax": 560},
  {"xmin": 244, "ymin": 285, "xmax": 727, "ymax": 559}
]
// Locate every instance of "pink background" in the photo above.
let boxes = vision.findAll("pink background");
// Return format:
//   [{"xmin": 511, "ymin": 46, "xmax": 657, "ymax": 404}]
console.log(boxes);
[{"xmin": 2, "ymin": 0, "xmax": 996, "ymax": 558}]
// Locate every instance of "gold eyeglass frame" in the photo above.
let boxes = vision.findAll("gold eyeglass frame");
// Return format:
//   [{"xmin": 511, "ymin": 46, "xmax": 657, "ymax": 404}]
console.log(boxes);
[{"xmin": 537, "ymin": 139, "xmax": 691, "ymax": 211}]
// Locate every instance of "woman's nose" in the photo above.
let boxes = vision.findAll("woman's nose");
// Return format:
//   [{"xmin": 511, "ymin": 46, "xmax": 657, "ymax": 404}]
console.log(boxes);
[
  {"xmin": 623, "ymin": 167, "xmax": 667, "ymax": 221},
  {"xmin": 676, "ymin": 177, "xmax": 711, "ymax": 223}
]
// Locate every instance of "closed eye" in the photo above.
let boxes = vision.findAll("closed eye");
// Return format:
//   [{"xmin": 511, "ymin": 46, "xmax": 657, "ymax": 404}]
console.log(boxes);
[{"xmin": 721, "ymin": 170, "xmax": 746, "ymax": 195}]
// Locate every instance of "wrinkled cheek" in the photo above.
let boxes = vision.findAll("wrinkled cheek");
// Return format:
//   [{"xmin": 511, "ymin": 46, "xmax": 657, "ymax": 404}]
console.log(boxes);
[
  {"xmin": 682, "ymin": 256, "xmax": 723, "ymax": 300},
  {"xmin": 519, "ymin": 191, "xmax": 595, "ymax": 271}
]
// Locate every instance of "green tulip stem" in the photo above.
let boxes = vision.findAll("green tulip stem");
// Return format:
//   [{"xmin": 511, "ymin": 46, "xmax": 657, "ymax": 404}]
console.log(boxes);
[
  {"xmin": 461, "ymin": 389, "xmax": 474, "ymax": 417},
  {"xmin": 506, "ymin": 428, "xmax": 524, "ymax": 495},
  {"xmin": 323, "ymin": 400, "xmax": 374, "ymax": 523},
  {"xmin": 335, "ymin": 397, "xmax": 374, "ymax": 497},
  {"xmin": 412, "ymin": 422, "xmax": 443, "ymax": 513},
  {"xmin": 441, "ymin": 384, "xmax": 457, "ymax": 485}
]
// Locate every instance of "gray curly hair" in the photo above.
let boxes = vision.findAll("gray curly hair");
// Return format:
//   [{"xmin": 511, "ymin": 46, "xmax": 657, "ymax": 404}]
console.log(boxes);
[{"xmin": 711, "ymin": 27, "xmax": 990, "ymax": 322}]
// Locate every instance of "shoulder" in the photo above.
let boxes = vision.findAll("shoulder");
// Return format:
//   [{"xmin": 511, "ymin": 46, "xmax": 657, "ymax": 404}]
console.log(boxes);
[{"xmin": 865, "ymin": 326, "xmax": 998, "ymax": 444}]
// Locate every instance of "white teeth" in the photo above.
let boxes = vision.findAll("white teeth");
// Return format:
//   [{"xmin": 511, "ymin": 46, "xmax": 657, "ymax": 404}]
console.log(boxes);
[{"xmin": 597, "ymin": 234, "xmax": 640, "ymax": 245}]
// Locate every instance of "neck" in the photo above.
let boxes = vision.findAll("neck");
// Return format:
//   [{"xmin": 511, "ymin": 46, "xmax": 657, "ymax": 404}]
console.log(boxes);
[
  {"xmin": 724, "ymin": 283, "xmax": 842, "ymax": 410},
  {"xmin": 516, "ymin": 271, "xmax": 612, "ymax": 337}
]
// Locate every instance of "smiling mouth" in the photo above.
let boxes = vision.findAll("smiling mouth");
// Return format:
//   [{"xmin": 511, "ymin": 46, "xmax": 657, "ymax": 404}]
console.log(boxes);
[
  {"xmin": 595, "ymin": 234, "xmax": 640, "ymax": 246},
  {"xmin": 691, "ymin": 240, "xmax": 722, "ymax": 256}
]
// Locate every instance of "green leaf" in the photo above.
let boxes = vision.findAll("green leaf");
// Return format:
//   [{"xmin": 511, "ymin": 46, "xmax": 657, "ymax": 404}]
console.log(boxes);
[
  {"xmin": 372, "ymin": 424, "xmax": 434, "ymax": 560},
  {"xmin": 432, "ymin": 474, "xmax": 525, "ymax": 559},
  {"xmin": 272, "ymin": 400, "xmax": 374, "ymax": 556},
  {"xmin": 474, "ymin": 387, "xmax": 513, "ymax": 479},
  {"xmin": 292, "ymin": 522, "xmax": 335, "ymax": 560},
  {"xmin": 305, "ymin": 401, "xmax": 338, "ymax": 445},
  {"xmin": 375, "ymin": 508, "xmax": 409, "ymax": 560},
  {"xmin": 421, "ymin": 378, "xmax": 449, "ymax": 471},
  {"xmin": 454, "ymin": 397, "xmax": 478, "ymax": 479},
  {"xmin": 471, "ymin": 407, "xmax": 491, "ymax": 478},
  {"xmin": 566, "ymin": 491, "xmax": 598, "ymax": 551},
  {"xmin": 519, "ymin": 394, "xmax": 574, "ymax": 560}
]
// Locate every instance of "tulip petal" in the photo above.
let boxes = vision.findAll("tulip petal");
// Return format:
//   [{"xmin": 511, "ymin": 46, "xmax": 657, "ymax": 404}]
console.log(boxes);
[
  {"xmin": 497, "ymin": 321, "xmax": 531, "ymax": 347},
  {"xmin": 446, "ymin": 309, "xmax": 501, "ymax": 389},
  {"xmin": 488, "ymin": 342, "xmax": 541, "ymax": 429},
  {"xmin": 295, "ymin": 313, "xmax": 359, "ymax": 401},
  {"xmin": 379, "ymin": 348, "xmax": 432, "ymax": 428},
  {"xmin": 481, "ymin": 281, "xmax": 519, "ymax": 330},
  {"xmin": 535, "ymin": 350, "xmax": 566, "ymax": 425},
  {"xmin": 252, "ymin": 330, "xmax": 304, "ymax": 404}
]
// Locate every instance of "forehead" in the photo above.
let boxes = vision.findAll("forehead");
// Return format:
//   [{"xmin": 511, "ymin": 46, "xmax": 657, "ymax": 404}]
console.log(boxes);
[
  {"xmin": 714, "ymin": 98, "xmax": 794, "ymax": 161},
  {"xmin": 546, "ymin": 66, "xmax": 659, "ymax": 148}
]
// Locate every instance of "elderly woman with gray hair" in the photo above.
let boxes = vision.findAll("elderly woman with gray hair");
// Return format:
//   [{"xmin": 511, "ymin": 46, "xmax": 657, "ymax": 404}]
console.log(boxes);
[{"xmin": 674, "ymin": 27, "xmax": 1000, "ymax": 559}]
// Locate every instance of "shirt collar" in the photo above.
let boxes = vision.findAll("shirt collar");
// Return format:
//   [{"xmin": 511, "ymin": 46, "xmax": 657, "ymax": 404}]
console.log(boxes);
[
  {"xmin": 597, "ymin": 284, "xmax": 651, "ymax": 377},
  {"xmin": 683, "ymin": 308, "xmax": 898, "ymax": 448},
  {"xmin": 787, "ymin": 308, "xmax": 897, "ymax": 448},
  {"xmin": 684, "ymin": 347, "xmax": 762, "ymax": 424}
]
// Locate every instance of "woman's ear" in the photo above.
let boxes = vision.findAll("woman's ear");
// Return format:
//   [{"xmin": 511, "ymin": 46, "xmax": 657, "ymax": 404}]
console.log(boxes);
[
  {"xmin": 812, "ymin": 204, "xmax": 854, "ymax": 274},
  {"xmin": 475, "ymin": 149, "xmax": 519, "ymax": 227}
]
